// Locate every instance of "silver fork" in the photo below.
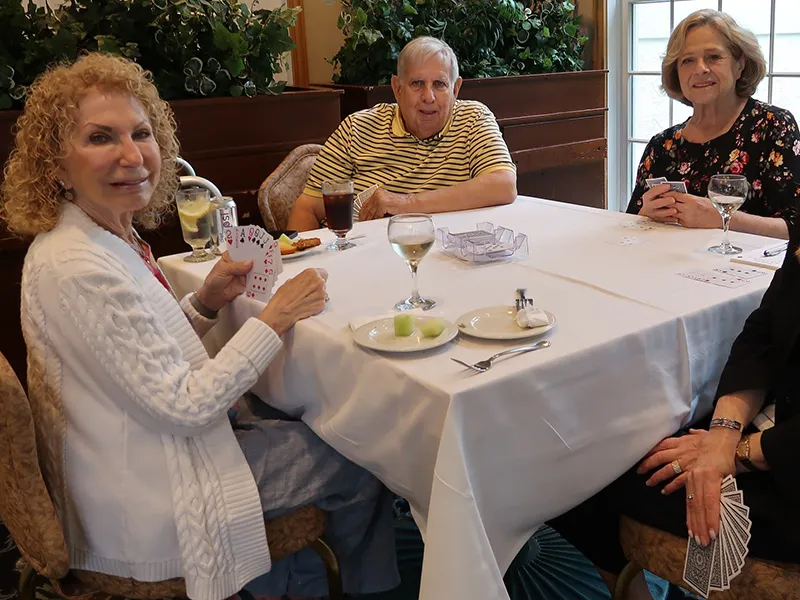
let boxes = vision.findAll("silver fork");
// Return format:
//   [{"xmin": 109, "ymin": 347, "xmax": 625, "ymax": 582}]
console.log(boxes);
[{"xmin": 451, "ymin": 340, "xmax": 551, "ymax": 373}]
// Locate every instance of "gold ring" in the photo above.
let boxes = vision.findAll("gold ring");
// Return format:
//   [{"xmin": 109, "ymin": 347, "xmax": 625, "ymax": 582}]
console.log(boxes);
[
  {"xmin": 687, "ymin": 493, "xmax": 695, "ymax": 500},
  {"xmin": 672, "ymin": 459, "xmax": 682, "ymax": 475}
]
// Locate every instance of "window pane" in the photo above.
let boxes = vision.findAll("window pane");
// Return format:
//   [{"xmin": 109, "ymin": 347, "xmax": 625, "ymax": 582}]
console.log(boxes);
[
  {"xmin": 773, "ymin": 0, "xmax": 800, "ymax": 73},
  {"xmin": 631, "ymin": 142, "xmax": 649, "ymax": 197},
  {"xmin": 754, "ymin": 78, "xmax": 769, "ymax": 103},
  {"xmin": 632, "ymin": 75, "xmax": 670, "ymax": 139},
  {"xmin": 771, "ymin": 77, "xmax": 800, "ymax": 122},
  {"xmin": 722, "ymin": 0, "xmax": 771, "ymax": 71},
  {"xmin": 632, "ymin": 2, "xmax": 671, "ymax": 72},
  {"xmin": 674, "ymin": 0, "xmax": 718, "ymax": 27}
]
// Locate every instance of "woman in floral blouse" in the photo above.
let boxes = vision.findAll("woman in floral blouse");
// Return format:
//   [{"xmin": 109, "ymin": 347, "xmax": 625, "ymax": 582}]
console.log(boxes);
[{"xmin": 628, "ymin": 10, "xmax": 799, "ymax": 240}]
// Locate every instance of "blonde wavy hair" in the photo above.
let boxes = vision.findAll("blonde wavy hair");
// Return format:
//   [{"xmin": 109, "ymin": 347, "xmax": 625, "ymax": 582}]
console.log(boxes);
[
  {"xmin": 662, "ymin": 10, "xmax": 766, "ymax": 107},
  {"xmin": 0, "ymin": 52, "xmax": 180, "ymax": 236}
]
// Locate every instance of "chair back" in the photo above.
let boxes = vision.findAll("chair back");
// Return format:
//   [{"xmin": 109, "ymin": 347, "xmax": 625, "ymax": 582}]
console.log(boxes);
[
  {"xmin": 0, "ymin": 351, "xmax": 69, "ymax": 579},
  {"xmin": 258, "ymin": 144, "xmax": 323, "ymax": 230}
]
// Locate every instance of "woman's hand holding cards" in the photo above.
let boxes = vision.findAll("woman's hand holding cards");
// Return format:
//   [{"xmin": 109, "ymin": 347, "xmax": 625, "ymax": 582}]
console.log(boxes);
[
  {"xmin": 640, "ymin": 183, "xmax": 679, "ymax": 223},
  {"xmin": 671, "ymin": 193, "xmax": 723, "ymax": 229}
]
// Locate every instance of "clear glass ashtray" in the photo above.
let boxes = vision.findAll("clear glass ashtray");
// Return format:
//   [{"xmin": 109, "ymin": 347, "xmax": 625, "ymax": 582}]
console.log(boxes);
[{"xmin": 435, "ymin": 222, "xmax": 528, "ymax": 264}]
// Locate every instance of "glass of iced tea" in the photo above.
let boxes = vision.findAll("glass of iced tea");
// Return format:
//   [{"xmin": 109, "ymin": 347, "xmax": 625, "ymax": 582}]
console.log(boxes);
[
  {"xmin": 322, "ymin": 179, "xmax": 356, "ymax": 251},
  {"xmin": 175, "ymin": 188, "xmax": 215, "ymax": 263}
]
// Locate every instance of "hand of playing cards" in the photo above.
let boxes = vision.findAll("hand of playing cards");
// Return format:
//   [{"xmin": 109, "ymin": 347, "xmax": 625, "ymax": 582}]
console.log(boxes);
[
  {"xmin": 683, "ymin": 475, "xmax": 751, "ymax": 598},
  {"xmin": 646, "ymin": 177, "xmax": 687, "ymax": 194},
  {"xmin": 224, "ymin": 225, "xmax": 283, "ymax": 303}
]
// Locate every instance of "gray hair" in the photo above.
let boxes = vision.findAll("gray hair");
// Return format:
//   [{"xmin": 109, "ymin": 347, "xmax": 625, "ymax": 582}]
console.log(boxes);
[{"xmin": 397, "ymin": 36, "xmax": 460, "ymax": 85}]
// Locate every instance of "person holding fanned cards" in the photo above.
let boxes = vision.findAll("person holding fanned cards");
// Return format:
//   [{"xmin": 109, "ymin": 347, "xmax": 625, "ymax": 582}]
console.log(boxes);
[
  {"xmin": 0, "ymin": 53, "xmax": 398, "ymax": 600},
  {"xmin": 629, "ymin": 10, "xmax": 800, "ymax": 240},
  {"xmin": 548, "ymin": 228, "xmax": 800, "ymax": 597}
]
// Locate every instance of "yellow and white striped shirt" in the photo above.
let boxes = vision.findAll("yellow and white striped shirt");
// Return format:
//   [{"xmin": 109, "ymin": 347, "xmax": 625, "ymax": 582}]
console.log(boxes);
[{"xmin": 304, "ymin": 100, "xmax": 515, "ymax": 214}]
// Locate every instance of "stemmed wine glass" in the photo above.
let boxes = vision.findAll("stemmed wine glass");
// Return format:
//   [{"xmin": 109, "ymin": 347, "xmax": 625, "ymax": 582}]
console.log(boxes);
[
  {"xmin": 176, "ymin": 188, "xmax": 215, "ymax": 263},
  {"xmin": 322, "ymin": 179, "xmax": 356, "ymax": 251},
  {"xmin": 388, "ymin": 214, "xmax": 436, "ymax": 311},
  {"xmin": 707, "ymin": 174, "xmax": 749, "ymax": 255}
]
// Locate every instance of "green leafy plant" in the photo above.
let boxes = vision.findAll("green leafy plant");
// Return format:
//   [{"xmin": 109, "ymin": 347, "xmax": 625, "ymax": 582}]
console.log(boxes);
[
  {"xmin": 0, "ymin": 0, "xmax": 300, "ymax": 109},
  {"xmin": 330, "ymin": 0, "xmax": 588, "ymax": 85}
]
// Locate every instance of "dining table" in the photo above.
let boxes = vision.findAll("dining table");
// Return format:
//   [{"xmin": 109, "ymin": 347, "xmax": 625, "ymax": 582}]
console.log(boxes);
[{"xmin": 158, "ymin": 196, "xmax": 780, "ymax": 600}]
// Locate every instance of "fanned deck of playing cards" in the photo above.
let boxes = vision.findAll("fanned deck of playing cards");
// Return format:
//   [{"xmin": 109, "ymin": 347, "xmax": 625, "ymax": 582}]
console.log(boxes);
[
  {"xmin": 683, "ymin": 475, "xmax": 751, "ymax": 598},
  {"xmin": 224, "ymin": 225, "xmax": 283, "ymax": 303},
  {"xmin": 646, "ymin": 177, "xmax": 688, "ymax": 193}
]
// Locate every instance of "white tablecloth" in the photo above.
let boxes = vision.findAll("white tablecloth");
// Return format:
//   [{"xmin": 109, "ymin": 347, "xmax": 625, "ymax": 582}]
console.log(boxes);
[{"xmin": 159, "ymin": 197, "xmax": 777, "ymax": 600}]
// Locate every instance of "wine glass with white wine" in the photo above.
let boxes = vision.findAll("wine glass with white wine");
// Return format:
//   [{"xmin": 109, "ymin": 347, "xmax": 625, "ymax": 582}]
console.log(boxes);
[
  {"xmin": 388, "ymin": 214, "xmax": 436, "ymax": 311},
  {"xmin": 708, "ymin": 174, "xmax": 749, "ymax": 255}
]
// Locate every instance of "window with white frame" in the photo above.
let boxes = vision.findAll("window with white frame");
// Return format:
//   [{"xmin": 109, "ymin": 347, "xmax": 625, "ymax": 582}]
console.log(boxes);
[{"xmin": 625, "ymin": 0, "xmax": 800, "ymax": 205}]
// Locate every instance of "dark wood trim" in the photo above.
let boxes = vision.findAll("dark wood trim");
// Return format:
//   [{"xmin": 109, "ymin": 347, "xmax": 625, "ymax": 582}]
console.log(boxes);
[
  {"xmin": 512, "ymin": 138, "xmax": 607, "ymax": 173},
  {"xmin": 498, "ymin": 107, "xmax": 608, "ymax": 127},
  {"xmin": 287, "ymin": 0, "xmax": 310, "ymax": 87}
]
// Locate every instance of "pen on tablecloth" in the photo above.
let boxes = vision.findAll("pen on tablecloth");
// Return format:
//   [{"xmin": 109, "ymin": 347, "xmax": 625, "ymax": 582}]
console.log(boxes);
[{"xmin": 763, "ymin": 242, "xmax": 789, "ymax": 257}]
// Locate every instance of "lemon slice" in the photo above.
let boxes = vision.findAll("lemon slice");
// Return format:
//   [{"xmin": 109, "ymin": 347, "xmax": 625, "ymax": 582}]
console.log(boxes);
[{"xmin": 178, "ymin": 200, "xmax": 210, "ymax": 232}]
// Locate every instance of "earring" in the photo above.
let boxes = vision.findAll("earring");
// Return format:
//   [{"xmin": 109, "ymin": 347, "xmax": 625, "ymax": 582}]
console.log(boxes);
[{"xmin": 58, "ymin": 180, "xmax": 74, "ymax": 201}]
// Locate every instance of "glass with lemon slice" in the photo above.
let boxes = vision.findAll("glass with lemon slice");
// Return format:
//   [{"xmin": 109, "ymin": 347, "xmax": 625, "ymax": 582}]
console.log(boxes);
[{"xmin": 176, "ymin": 188, "xmax": 215, "ymax": 263}]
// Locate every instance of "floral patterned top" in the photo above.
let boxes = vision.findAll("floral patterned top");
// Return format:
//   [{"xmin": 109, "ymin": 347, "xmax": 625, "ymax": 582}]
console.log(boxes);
[{"xmin": 627, "ymin": 98, "xmax": 800, "ymax": 228}]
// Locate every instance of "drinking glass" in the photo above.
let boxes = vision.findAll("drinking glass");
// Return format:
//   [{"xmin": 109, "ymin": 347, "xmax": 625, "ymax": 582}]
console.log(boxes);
[
  {"xmin": 707, "ymin": 174, "xmax": 748, "ymax": 255},
  {"xmin": 322, "ymin": 179, "xmax": 356, "ymax": 251},
  {"xmin": 388, "ymin": 213, "xmax": 436, "ymax": 311},
  {"xmin": 176, "ymin": 188, "xmax": 215, "ymax": 263}
]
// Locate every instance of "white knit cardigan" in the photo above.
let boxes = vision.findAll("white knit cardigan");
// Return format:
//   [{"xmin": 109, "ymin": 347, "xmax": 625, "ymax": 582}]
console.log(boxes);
[{"xmin": 20, "ymin": 203, "xmax": 282, "ymax": 600}]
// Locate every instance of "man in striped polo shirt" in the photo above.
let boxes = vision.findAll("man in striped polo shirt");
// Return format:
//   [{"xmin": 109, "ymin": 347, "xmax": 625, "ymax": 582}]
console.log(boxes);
[{"xmin": 287, "ymin": 36, "xmax": 517, "ymax": 231}]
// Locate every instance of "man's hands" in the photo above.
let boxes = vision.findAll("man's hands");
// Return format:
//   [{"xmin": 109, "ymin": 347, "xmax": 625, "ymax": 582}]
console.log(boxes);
[{"xmin": 358, "ymin": 189, "xmax": 415, "ymax": 221}]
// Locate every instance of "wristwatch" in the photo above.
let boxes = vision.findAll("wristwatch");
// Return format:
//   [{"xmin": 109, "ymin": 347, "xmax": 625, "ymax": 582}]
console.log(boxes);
[{"xmin": 736, "ymin": 434, "xmax": 756, "ymax": 472}]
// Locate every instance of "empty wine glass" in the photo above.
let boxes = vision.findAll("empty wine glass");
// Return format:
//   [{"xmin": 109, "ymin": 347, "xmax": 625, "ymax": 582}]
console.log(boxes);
[
  {"xmin": 388, "ymin": 214, "xmax": 436, "ymax": 311},
  {"xmin": 176, "ymin": 188, "xmax": 215, "ymax": 263},
  {"xmin": 708, "ymin": 174, "xmax": 748, "ymax": 255},
  {"xmin": 322, "ymin": 179, "xmax": 356, "ymax": 251}
]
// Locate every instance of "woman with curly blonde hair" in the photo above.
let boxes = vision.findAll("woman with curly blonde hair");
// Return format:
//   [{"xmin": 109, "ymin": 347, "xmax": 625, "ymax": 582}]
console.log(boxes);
[{"xmin": 1, "ymin": 52, "xmax": 397, "ymax": 600}]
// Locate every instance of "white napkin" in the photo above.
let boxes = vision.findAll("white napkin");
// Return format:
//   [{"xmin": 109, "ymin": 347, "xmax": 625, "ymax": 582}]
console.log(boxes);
[
  {"xmin": 348, "ymin": 309, "xmax": 427, "ymax": 331},
  {"xmin": 515, "ymin": 306, "xmax": 549, "ymax": 328}
]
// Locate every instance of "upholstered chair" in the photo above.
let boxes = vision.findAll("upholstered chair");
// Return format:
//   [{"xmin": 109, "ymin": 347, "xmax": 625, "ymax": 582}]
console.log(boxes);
[
  {"xmin": 0, "ymin": 351, "xmax": 343, "ymax": 600},
  {"xmin": 615, "ymin": 515, "xmax": 800, "ymax": 599},
  {"xmin": 258, "ymin": 144, "xmax": 323, "ymax": 231}
]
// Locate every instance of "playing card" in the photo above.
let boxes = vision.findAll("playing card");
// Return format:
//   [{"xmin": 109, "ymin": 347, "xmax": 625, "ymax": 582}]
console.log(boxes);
[
  {"xmin": 619, "ymin": 220, "xmax": 658, "ymax": 232},
  {"xmin": 719, "ymin": 524, "xmax": 731, "ymax": 590},
  {"xmin": 607, "ymin": 236, "xmax": 645, "ymax": 247},
  {"xmin": 721, "ymin": 475, "xmax": 736, "ymax": 495},
  {"xmin": 721, "ymin": 506, "xmax": 748, "ymax": 570},
  {"xmin": 665, "ymin": 181, "xmax": 688, "ymax": 194},
  {"xmin": 353, "ymin": 183, "xmax": 380, "ymax": 218},
  {"xmin": 709, "ymin": 536, "xmax": 723, "ymax": 593},
  {"xmin": 684, "ymin": 535, "xmax": 717, "ymax": 598},
  {"xmin": 645, "ymin": 177, "xmax": 667, "ymax": 189},
  {"xmin": 714, "ymin": 267, "xmax": 768, "ymax": 280},
  {"xmin": 677, "ymin": 270, "xmax": 749, "ymax": 288}
]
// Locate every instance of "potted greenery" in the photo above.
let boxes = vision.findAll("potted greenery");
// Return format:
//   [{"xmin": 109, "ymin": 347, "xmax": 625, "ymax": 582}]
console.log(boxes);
[
  {"xmin": 318, "ymin": 0, "xmax": 607, "ymax": 208},
  {"xmin": 0, "ymin": 0, "xmax": 343, "ymax": 226}
]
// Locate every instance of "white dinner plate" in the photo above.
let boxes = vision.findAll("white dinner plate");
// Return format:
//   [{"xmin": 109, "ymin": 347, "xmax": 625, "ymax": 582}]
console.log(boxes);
[
  {"xmin": 456, "ymin": 306, "xmax": 556, "ymax": 340},
  {"xmin": 352, "ymin": 316, "xmax": 459, "ymax": 353},
  {"xmin": 280, "ymin": 244, "xmax": 323, "ymax": 260}
]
